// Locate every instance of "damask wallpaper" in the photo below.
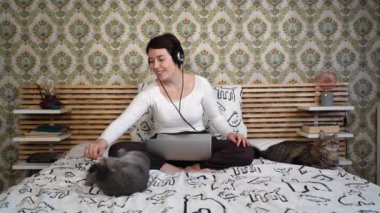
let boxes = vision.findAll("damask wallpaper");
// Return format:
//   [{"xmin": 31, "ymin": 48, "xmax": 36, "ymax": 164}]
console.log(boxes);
[{"xmin": 0, "ymin": 0, "xmax": 379, "ymax": 191}]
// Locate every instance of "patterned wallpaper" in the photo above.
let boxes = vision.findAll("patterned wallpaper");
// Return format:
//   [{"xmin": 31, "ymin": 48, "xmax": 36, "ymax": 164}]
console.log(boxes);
[{"xmin": 0, "ymin": 0, "xmax": 379, "ymax": 191}]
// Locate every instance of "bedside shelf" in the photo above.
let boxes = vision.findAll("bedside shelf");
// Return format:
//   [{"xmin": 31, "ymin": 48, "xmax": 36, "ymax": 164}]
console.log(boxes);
[
  {"xmin": 297, "ymin": 131, "xmax": 353, "ymax": 138},
  {"xmin": 12, "ymin": 106, "xmax": 71, "ymax": 170},
  {"xmin": 13, "ymin": 108, "xmax": 71, "ymax": 114},
  {"xmin": 13, "ymin": 133, "xmax": 71, "ymax": 142},
  {"xmin": 12, "ymin": 160, "xmax": 52, "ymax": 170},
  {"xmin": 298, "ymin": 106, "xmax": 354, "ymax": 111},
  {"xmin": 339, "ymin": 157, "xmax": 352, "ymax": 166}
]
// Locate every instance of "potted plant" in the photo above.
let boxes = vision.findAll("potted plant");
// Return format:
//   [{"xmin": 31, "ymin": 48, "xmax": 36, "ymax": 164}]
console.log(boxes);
[
  {"xmin": 36, "ymin": 80, "xmax": 62, "ymax": 109},
  {"xmin": 315, "ymin": 72, "xmax": 337, "ymax": 106}
]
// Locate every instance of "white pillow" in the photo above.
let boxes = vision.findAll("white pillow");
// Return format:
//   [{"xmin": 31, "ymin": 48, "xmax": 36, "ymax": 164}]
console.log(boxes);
[
  {"xmin": 130, "ymin": 83, "xmax": 155, "ymax": 141},
  {"xmin": 208, "ymin": 85, "xmax": 247, "ymax": 138},
  {"xmin": 65, "ymin": 144, "xmax": 86, "ymax": 158},
  {"xmin": 129, "ymin": 110, "xmax": 155, "ymax": 141}
]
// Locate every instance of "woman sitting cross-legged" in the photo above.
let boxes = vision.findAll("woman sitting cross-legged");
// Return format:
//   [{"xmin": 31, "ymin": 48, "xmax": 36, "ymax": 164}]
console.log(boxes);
[{"xmin": 84, "ymin": 33, "xmax": 255, "ymax": 173}]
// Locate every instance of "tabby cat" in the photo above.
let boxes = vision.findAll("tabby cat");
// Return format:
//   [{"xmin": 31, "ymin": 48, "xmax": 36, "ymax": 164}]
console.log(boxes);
[
  {"xmin": 85, "ymin": 149, "xmax": 150, "ymax": 196},
  {"xmin": 255, "ymin": 131, "xmax": 339, "ymax": 169}
]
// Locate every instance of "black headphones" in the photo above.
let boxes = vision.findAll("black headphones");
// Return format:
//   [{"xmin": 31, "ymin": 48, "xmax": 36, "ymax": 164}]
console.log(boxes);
[{"xmin": 163, "ymin": 33, "xmax": 185, "ymax": 66}]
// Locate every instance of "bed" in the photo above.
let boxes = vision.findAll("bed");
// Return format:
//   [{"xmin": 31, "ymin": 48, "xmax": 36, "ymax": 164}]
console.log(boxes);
[
  {"xmin": 1, "ymin": 145, "xmax": 380, "ymax": 212},
  {"xmin": 2, "ymin": 83, "xmax": 380, "ymax": 212}
]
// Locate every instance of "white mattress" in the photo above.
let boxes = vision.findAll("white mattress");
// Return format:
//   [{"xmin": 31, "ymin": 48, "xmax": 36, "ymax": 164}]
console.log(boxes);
[{"xmin": 1, "ymin": 146, "xmax": 380, "ymax": 212}]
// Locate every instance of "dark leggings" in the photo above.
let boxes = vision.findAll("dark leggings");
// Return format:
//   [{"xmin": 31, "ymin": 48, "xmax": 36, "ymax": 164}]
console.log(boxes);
[{"xmin": 108, "ymin": 137, "xmax": 255, "ymax": 170}]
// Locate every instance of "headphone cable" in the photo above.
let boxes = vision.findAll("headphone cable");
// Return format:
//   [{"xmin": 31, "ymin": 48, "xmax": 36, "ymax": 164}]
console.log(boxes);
[
  {"xmin": 178, "ymin": 67, "xmax": 184, "ymax": 112},
  {"xmin": 158, "ymin": 68, "xmax": 198, "ymax": 132}
]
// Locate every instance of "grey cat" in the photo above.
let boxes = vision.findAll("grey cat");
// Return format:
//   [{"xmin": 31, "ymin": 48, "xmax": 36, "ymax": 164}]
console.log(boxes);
[
  {"xmin": 85, "ymin": 150, "xmax": 150, "ymax": 196},
  {"xmin": 255, "ymin": 131, "xmax": 339, "ymax": 169}
]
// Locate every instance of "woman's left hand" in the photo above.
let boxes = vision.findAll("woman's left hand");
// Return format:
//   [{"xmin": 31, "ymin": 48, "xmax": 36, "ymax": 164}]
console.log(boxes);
[{"xmin": 227, "ymin": 132, "xmax": 251, "ymax": 147}]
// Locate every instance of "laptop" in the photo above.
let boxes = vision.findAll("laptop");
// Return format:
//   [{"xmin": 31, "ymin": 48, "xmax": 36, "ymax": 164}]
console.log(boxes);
[{"xmin": 146, "ymin": 133, "xmax": 212, "ymax": 161}]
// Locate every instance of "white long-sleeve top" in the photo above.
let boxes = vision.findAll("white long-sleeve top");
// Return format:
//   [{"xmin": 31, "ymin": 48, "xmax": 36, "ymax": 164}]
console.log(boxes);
[{"xmin": 100, "ymin": 75, "xmax": 232, "ymax": 146}]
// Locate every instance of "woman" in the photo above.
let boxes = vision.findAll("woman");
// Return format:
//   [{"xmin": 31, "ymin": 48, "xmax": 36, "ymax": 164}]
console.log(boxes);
[{"xmin": 84, "ymin": 33, "xmax": 254, "ymax": 173}]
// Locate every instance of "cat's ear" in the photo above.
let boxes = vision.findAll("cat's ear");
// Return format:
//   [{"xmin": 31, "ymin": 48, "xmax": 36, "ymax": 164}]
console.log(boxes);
[
  {"xmin": 333, "ymin": 133, "xmax": 339, "ymax": 143},
  {"xmin": 102, "ymin": 158, "xmax": 117, "ymax": 173},
  {"xmin": 88, "ymin": 163, "xmax": 99, "ymax": 173},
  {"xmin": 319, "ymin": 130, "xmax": 327, "ymax": 140},
  {"xmin": 86, "ymin": 164, "xmax": 99, "ymax": 186}
]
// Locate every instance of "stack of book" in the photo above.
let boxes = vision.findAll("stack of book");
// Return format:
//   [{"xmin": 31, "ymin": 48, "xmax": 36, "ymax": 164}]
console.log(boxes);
[
  {"xmin": 301, "ymin": 124, "xmax": 340, "ymax": 133},
  {"xmin": 24, "ymin": 124, "xmax": 69, "ymax": 138},
  {"xmin": 26, "ymin": 152, "xmax": 64, "ymax": 163}
]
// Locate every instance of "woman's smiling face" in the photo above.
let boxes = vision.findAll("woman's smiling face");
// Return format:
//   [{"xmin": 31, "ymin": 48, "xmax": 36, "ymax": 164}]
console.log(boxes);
[{"xmin": 147, "ymin": 48, "xmax": 178, "ymax": 81}]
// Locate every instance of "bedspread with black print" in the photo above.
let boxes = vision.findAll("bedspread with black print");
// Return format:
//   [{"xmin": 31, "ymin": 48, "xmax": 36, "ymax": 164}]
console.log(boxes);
[{"xmin": 1, "ymin": 157, "xmax": 380, "ymax": 212}]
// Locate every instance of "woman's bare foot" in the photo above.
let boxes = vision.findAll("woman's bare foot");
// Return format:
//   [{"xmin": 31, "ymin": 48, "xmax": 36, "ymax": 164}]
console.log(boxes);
[
  {"xmin": 184, "ymin": 164, "xmax": 201, "ymax": 172},
  {"xmin": 160, "ymin": 163, "xmax": 184, "ymax": 173},
  {"xmin": 184, "ymin": 164, "xmax": 216, "ymax": 173},
  {"xmin": 199, "ymin": 168, "xmax": 216, "ymax": 173}
]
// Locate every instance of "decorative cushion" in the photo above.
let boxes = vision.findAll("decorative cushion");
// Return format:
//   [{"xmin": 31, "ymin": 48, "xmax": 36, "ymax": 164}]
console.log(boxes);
[
  {"xmin": 65, "ymin": 144, "xmax": 86, "ymax": 158},
  {"xmin": 207, "ymin": 85, "xmax": 247, "ymax": 138},
  {"xmin": 130, "ymin": 84, "xmax": 247, "ymax": 141},
  {"xmin": 129, "ymin": 109, "xmax": 155, "ymax": 141},
  {"xmin": 129, "ymin": 83, "xmax": 155, "ymax": 141}
]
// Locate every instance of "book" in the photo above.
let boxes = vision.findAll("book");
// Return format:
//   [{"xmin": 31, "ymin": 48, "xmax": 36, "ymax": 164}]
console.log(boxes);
[
  {"xmin": 23, "ymin": 124, "xmax": 69, "ymax": 138},
  {"xmin": 34, "ymin": 124, "xmax": 69, "ymax": 132},
  {"xmin": 25, "ymin": 130, "xmax": 65, "ymax": 135},
  {"xmin": 26, "ymin": 152, "xmax": 64, "ymax": 163},
  {"xmin": 23, "ymin": 134, "xmax": 66, "ymax": 138},
  {"xmin": 301, "ymin": 125, "xmax": 340, "ymax": 133}
]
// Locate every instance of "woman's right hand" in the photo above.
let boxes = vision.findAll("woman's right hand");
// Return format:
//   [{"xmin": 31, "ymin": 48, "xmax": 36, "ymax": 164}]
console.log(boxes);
[{"xmin": 84, "ymin": 138, "xmax": 108, "ymax": 159}]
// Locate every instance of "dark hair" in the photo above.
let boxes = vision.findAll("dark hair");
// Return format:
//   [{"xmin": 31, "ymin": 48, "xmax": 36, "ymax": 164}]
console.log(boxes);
[{"xmin": 146, "ymin": 33, "xmax": 184, "ymax": 67}]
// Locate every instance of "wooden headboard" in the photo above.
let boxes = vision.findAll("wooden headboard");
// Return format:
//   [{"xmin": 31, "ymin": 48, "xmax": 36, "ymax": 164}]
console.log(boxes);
[{"xmin": 15, "ymin": 83, "xmax": 350, "ymax": 161}]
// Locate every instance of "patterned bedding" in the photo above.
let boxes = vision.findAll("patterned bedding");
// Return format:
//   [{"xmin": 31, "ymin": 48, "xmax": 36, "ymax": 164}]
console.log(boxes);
[{"xmin": 1, "ymin": 155, "xmax": 380, "ymax": 212}]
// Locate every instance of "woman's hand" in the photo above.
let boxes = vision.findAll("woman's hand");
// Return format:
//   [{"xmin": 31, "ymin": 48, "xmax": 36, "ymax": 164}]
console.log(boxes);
[
  {"xmin": 227, "ymin": 132, "xmax": 251, "ymax": 148},
  {"xmin": 84, "ymin": 138, "xmax": 108, "ymax": 159}
]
